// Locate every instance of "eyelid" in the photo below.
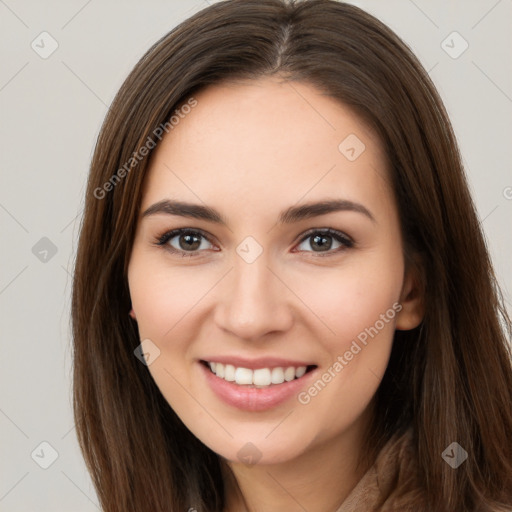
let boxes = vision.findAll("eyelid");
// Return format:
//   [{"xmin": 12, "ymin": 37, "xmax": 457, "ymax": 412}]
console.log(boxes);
[
  {"xmin": 295, "ymin": 227, "xmax": 353, "ymax": 246},
  {"xmin": 155, "ymin": 227, "xmax": 215, "ymax": 246}
]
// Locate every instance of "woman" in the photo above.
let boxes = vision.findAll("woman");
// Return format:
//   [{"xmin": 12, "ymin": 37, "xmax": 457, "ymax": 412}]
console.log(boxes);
[{"xmin": 71, "ymin": 1, "xmax": 512, "ymax": 510}]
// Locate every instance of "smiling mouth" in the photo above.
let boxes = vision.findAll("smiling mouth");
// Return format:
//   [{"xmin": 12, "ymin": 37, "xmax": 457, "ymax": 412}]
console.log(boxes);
[{"xmin": 200, "ymin": 360, "xmax": 317, "ymax": 388}]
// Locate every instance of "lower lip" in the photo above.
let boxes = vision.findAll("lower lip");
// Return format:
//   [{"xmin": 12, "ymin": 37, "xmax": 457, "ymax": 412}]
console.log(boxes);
[{"xmin": 200, "ymin": 362, "xmax": 316, "ymax": 412}]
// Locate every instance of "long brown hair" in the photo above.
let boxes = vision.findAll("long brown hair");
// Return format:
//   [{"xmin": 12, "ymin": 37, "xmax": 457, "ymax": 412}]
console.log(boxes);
[{"xmin": 71, "ymin": 1, "xmax": 512, "ymax": 510}]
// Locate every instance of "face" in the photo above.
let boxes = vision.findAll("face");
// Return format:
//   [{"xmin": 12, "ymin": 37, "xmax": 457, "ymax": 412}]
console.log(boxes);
[{"xmin": 127, "ymin": 77, "xmax": 422, "ymax": 466}]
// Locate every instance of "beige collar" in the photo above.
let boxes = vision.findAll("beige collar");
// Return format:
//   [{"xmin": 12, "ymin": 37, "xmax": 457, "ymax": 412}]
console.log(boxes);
[{"xmin": 335, "ymin": 428, "xmax": 423, "ymax": 512}]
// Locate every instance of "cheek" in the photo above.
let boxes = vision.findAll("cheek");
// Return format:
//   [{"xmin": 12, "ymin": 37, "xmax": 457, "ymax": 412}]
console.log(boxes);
[
  {"xmin": 289, "ymin": 255, "xmax": 402, "ymax": 419},
  {"xmin": 290, "ymin": 255, "xmax": 403, "ymax": 353},
  {"xmin": 128, "ymin": 263, "xmax": 211, "ymax": 431},
  {"xmin": 127, "ymin": 260, "xmax": 211, "ymax": 404},
  {"xmin": 129, "ymin": 261, "xmax": 212, "ymax": 341}
]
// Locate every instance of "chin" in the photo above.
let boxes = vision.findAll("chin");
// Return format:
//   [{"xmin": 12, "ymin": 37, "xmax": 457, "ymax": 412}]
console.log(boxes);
[{"xmin": 198, "ymin": 425, "xmax": 317, "ymax": 467}]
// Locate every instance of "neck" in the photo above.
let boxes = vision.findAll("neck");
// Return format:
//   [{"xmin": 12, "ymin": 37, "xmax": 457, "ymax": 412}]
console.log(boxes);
[{"xmin": 222, "ymin": 416, "xmax": 372, "ymax": 512}]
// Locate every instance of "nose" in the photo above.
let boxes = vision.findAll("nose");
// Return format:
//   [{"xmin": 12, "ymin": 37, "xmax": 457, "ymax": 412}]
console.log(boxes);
[{"xmin": 213, "ymin": 254, "xmax": 294, "ymax": 342}]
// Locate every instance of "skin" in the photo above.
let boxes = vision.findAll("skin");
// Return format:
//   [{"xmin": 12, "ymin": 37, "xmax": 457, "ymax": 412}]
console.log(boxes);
[{"xmin": 127, "ymin": 77, "xmax": 423, "ymax": 512}]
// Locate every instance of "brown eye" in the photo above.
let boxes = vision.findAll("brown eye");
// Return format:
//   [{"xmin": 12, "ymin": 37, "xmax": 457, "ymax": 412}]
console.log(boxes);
[
  {"xmin": 310, "ymin": 234, "xmax": 334, "ymax": 251},
  {"xmin": 176, "ymin": 232, "xmax": 202, "ymax": 251},
  {"xmin": 156, "ymin": 229, "xmax": 214, "ymax": 255},
  {"xmin": 296, "ymin": 229, "xmax": 353, "ymax": 255}
]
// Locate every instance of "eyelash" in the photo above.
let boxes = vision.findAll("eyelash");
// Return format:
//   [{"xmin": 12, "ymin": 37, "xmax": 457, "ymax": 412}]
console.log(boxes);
[{"xmin": 153, "ymin": 227, "xmax": 354, "ymax": 258}]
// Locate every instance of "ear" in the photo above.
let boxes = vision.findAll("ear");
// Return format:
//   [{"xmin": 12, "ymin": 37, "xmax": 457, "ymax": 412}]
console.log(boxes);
[
  {"xmin": 395, "ymin": 261, "xmax": 424, "ymax": 331},
  {"xmin": 129, "ymin": 308, "xmax": 137, "ymax": 320}
]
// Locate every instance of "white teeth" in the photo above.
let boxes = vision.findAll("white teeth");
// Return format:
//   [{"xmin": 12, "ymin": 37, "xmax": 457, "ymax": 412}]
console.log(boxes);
[
  {"xmin": 216, "ymin": 362, "xmax": 225, "ymax": 378},
  {"xmin": 295, "ymin": 366, "xmax": 307, "ymax": 378},
  {"xmin": 234, "ymin": 367, "xmax": 253, "ymax": 385},
  {"xmin": 271, "ymin": 367, "xmax": 285, "ymax": 384},
  {"xmin": 253, "ymin": 368, "xmax": 272, "ymax": 386},
  {"xmin": 224, "ymin": 364, "xmax": 236, "ymax": 382},
  {"xmin": 284, "ymin": 366, "xmax": 295, "ymax": 382},
  {"xmin": 207, "ymin": 362, "xmax": 311, "ymax": 387}
]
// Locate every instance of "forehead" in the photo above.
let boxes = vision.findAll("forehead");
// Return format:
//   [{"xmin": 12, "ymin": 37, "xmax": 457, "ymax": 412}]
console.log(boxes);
[{"xmin": 141, "ymin": 77, "xmax": 392, "ymax": 220}]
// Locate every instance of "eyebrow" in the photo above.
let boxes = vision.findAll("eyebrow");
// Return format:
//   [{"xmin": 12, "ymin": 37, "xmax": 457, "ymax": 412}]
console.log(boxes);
[{"xmin": 142, "ymin": 198, "xmax": 376, "ymax": 225}]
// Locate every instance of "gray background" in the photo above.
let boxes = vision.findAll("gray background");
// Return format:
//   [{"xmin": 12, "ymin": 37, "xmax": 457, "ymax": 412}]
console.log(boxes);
[{"xmin": 1, "ymin": 0, "xmax": 511, "ymax": 510}]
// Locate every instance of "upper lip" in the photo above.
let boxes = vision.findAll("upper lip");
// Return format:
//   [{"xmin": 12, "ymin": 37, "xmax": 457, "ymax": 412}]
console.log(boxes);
[{"xmin": 200, "ymin": 356, "xmax": 316, "ymax": 370}]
